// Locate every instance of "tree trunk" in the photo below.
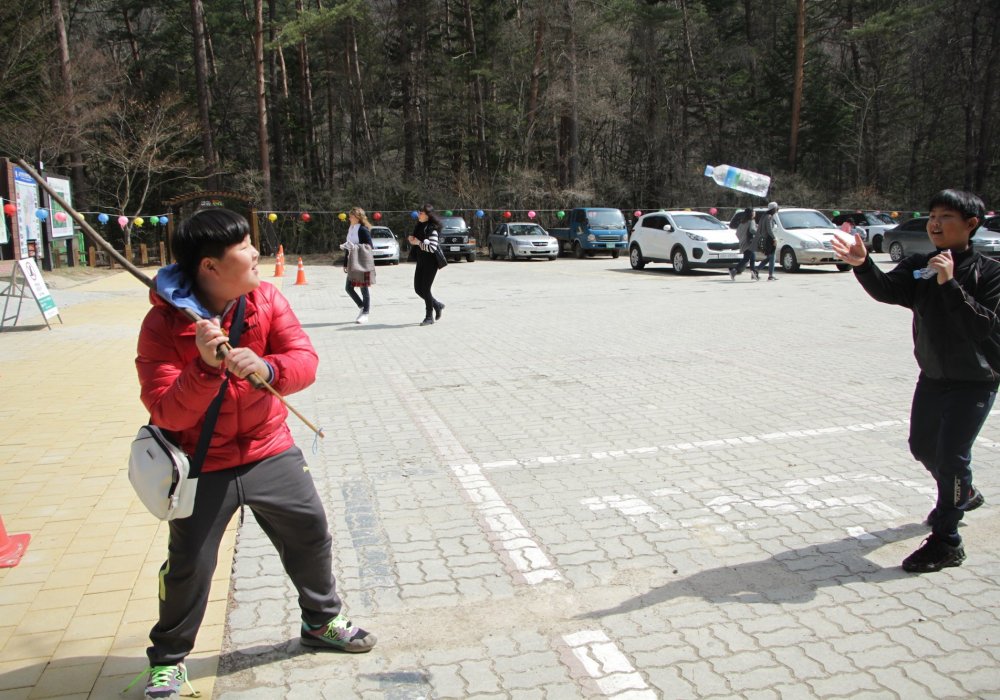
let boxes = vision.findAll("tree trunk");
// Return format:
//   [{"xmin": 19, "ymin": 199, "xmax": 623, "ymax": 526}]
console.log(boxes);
[
  {"xmin": 121, "ymin": 7, "xmax": 145, "ymax": 84},
  {"xmin": 788, "ymin": 0, "xmax": 805, "ymax": 172},
  {"xmin": 191, "ymin": 0, "xmax": 217, "ymax": 186},
  {"xmin": 462, "ymin": 0, "xmax": 488, "ymax": 172},
  {"xmin": 294, "ymin": 0, "xmax": 319, "ymax": 185},
  {"xmin": 51, "ymin": 0, "xmax": 87, "ymax": 206},
  {"xmin": 560, "ymin": 0, "xmax": 579, "ymax": 188},
  {"xmin": 268, "ymin": 0, "xmax": 284, "ymax": 200},
  {"xmin": 347, "ymin": 18, "xmax": 376, "ymax": 175},
  {"xmin": 254, "ymin": 0, "xmax": 272, "ymax": 208},
  {"xmin": 974, "ymin": 6, "xmax": 1000, "ymax": 191},
  {"xmin": 524, "ymin": 16, "xmax": 545, "ymax": 167}
]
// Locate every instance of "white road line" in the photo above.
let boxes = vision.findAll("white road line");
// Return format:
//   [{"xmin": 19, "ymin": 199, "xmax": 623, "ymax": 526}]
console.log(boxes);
[
  {"xmin": 562, "ymin": 630, "xmax": 656, "ymax": 699},
  {"xmin": 389, "ymin": 375, "xmax": 562, "ymax": 585}
]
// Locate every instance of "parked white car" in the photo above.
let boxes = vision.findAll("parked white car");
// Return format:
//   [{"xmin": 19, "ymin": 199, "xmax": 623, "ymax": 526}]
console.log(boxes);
[
  {"xmin": 370, "ymin": 226, "xmax": 400, "ymax": 264},
  {"xmin": 487, "ymin": 222, "xmax": 559, "ymax": 260},
  {"xmin": 629, "ymin": 210, "xmax": 741, "ymax": 273},
  {"xmin": 729, "ymin": 208, "xmax": 852, "ymax": 273}
]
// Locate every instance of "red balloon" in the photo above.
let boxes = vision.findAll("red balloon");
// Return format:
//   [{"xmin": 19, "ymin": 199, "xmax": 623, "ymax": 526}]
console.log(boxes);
[
  {"xmin": 3, "ymin": 203, "xmax": 15, "ymax": 216},
  {"xmin": 503, "ymin": 211, "xmax": 512, "ymax": 219},
  {"xmin": 373, "ymin": 211, "xmax": 382, "ymax": 221},
  {"xmin": 709, "ymin": 207, "xmax": 718, "ymax": 215},
  {"xmin": 301, "ymin": 212, "xmax": 311, "ymax": 222}
]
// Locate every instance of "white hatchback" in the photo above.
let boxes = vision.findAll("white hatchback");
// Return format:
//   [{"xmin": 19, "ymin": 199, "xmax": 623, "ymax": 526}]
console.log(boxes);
[{"xmin": 629, "ymin": 210, "xmax": 741, "ymax": 274}]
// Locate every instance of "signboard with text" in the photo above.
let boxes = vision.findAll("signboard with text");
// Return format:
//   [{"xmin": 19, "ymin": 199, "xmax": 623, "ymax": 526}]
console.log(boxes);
[
  {"xmin": 13, "ymin": 166, "xmax": 40, "ymax": 259},
  {"xmin": 46, "ymin": 176, "xmax": 74, "ymax": 239}
]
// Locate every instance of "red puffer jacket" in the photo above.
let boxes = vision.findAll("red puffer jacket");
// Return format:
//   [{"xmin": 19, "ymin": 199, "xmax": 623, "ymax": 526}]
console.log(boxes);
[{"xmin": 136, "ymin": 281, "xmax": 318, "ymax": 472}]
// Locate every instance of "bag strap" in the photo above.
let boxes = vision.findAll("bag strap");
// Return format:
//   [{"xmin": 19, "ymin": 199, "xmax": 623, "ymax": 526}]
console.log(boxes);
[{"xmin": 189, "ymin": 295, "xmax": 247, "ymax": 478}]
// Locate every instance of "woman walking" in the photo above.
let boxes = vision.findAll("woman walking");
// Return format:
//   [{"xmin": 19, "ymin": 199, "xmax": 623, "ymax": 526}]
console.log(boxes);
[
  {"xmin": 341, "ymin": 207, "xmax": 374, "ymax": 324},
  {"xmin": 407, "ymin": 203, "xmax": 445, "ymax": 325}
]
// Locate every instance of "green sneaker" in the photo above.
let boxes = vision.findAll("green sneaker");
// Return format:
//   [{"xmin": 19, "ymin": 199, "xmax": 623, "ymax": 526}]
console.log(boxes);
[
  {"xmin": 301, "ymin": 614, "xmax": 376, "ymax": 653},
  {"xmin": 122, "ymin": 662, "xmax": 198, "ymax": 699}
]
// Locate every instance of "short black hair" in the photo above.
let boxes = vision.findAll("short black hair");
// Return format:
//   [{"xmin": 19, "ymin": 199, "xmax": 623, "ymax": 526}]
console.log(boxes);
[
  {"xmin": 928, "ymin": 189, "xmax": 985, "ymax": 221},
  {"xmin": 172, "ymin": 208, "xmax": 250, "ymax": 279}
]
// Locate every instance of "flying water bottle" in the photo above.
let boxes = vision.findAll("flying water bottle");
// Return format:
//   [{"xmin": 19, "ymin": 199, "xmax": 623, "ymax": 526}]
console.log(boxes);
[{"xmin": 704, "ymin": 164, "xmax": 771, "ymax": 197}]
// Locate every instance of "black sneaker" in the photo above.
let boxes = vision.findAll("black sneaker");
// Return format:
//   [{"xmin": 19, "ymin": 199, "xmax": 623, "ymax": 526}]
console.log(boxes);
[
  {"xmin": 902, "ymin": 535, "xmax": 966, "ymax": 573},
  {"xmin": 434, "ymin": 302, "xmax": 445, "ymax": 320},
  {"xmin": 420, "ymin": 317, "xmax": 434, "ymax": 326},
  {"xmin": 729, "ymin": 268, "xmax": 737, "ymax": 281},
  {"xmin": 751, "ymin": 269, "xmax": 760, "ymax": 281},
  {"xmin": 925, "ymin": 485, "xmax": 985, "ymax": 525}
]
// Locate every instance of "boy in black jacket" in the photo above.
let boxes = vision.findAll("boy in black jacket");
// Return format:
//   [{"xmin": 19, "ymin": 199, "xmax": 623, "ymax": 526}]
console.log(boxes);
[{"xmin": 832, "ymin": 189, "xmax": 999, "ymax": 573}]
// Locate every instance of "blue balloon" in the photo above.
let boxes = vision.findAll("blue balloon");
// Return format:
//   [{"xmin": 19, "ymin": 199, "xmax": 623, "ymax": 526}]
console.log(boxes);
[
  {"xmin": 35, "ymin": 208, "xmax": 48, "ymax": 221},
  {"xmin": 97, "ymin": 213, "xmax": 109, "ymax": 224},
  {"xmin": 410, "ymin": 210, "xmax": 419, "ymax": 219},
  {"xmin": 476, "ymin": 209, "xmax": 485, "ymax": 218}
]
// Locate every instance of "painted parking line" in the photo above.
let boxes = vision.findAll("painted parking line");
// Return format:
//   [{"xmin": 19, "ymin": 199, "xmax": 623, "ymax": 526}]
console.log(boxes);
[
  {"xmin": 561, "ymin": 630, "xmax": 656, "ymax": 699},
  {"xmin": 390, "ymin": 375, "xmax": 563, "ymax": 585}
]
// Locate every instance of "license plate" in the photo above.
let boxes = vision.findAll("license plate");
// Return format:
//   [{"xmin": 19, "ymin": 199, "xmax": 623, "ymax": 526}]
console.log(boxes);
[
  {"xmin": 450, "ymin": 246, "xmax": 460, "ymax": 252},
  {"xmin": 605, "ymin": 243, "xmax": 614, "ymax": 248},
  {"xmin": 723, "ymin": 253, "xmax": 740, "ymax": 259}
]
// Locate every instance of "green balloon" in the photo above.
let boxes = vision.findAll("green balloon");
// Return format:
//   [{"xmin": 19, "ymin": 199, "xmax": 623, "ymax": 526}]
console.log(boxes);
[
  {"xmin": 445, "ymin": 210, "xmax": 453, "ymax": 216},
  {"xmin": 913, "ymin": 211, "xmax": 920, "ymax": 216},
  {"xmin": 557, "ymin": 210, "xmax": 565, "ymax": 219},
  {"xmin": 832, "ymin": 210, "xmax": 840, "ymax": 216}
]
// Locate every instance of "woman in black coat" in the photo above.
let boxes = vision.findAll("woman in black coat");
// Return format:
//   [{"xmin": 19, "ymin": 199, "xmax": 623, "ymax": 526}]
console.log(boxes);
[{"xmin": 407, "ymin": 203, "xmax": 445, "ymax": 325}]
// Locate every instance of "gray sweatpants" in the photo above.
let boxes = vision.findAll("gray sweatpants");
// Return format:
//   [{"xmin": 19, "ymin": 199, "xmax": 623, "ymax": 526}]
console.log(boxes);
[{"xmin": 147, "ymin": 446, "xmax": 342, "ymax": 665}]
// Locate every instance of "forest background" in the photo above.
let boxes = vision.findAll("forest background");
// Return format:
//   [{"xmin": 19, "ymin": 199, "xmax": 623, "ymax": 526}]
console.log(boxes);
[{"xmin": 1, "ymin": 0, "xmax": 998, "ymax": 254}]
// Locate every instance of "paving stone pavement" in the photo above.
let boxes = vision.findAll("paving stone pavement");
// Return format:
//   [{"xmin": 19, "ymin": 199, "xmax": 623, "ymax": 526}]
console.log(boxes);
[{"xmin": 210, "ymin": 256, "xmax": 1000, "ymax": 699}]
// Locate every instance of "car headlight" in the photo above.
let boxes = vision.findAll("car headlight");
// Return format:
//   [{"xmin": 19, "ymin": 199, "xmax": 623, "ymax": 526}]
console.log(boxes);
[
  {"xmin": 684, "ymin": 232, "xmax": 707, "ymax": 242},
  {"xmin": 800, "ymin": 239, "xmax": 820, "ymax": 250},
  {"xmin": 587, "ymin": 233, "xmax": 596, "ymax": 242},
  {"xmin": 516, "ymin": 240, "xmax": 532, "ymax": 247}
]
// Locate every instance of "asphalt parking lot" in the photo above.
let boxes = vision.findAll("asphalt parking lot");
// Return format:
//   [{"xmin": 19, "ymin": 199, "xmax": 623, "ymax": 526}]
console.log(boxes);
[{"xmin": 212, "ymin": 253, "xmax": 1000, "ymax": 698}]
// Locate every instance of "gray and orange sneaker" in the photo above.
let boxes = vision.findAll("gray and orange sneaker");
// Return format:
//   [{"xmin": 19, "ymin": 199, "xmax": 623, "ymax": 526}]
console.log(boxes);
[{"xmin": 301, "ymin": 614, "xmax": 376, "ymax": 653}]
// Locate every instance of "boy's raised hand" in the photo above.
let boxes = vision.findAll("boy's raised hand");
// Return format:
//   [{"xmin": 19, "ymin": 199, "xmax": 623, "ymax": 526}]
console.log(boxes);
[{"xmin": 832, "ymin": 232, "xmax": 867, "ymax": 266}]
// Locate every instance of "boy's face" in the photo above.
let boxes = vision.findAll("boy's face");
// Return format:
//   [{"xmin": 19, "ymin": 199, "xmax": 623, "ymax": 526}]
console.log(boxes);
[
  {"xmin": 203, "ymin": 234, "xmax": 260, "ymax": 298},
  {"xmin": 927, "ymin": 206, "xmax": 979, "ymax": 251}
]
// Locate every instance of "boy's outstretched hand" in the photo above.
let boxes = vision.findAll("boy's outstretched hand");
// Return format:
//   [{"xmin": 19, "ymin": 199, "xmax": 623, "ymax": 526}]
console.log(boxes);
[{"xmin": 832, "ymin": 232, "xmax": 867, "ymax": 266}]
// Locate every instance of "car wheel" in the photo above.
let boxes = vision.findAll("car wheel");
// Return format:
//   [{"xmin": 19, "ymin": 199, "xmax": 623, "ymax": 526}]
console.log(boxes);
[
  {"xmin": 630, "ymin": 244, "xmax": 646, "ymax": 270},
  {"xmin": 836, "ymin": 263, "xmax": 851, "ymax": 272},
  {"xmin": 489, "ymin": 245, "xmax": 498, "ymax": 261},
  {"xmin": 573, "ymin": 242, "xmax": 584, "ymax": 259},
  {"xmin": 611, "ymin": 250, "xmax": 621, "ymax": 259},
  {"xmin": 780, "ymin": 246, "xmax": 800, "ymax": 272},
  {"xmin": 547, "ymin": 256, "xmax": 557, "ymax": 261},
  {"xmin": 672, "ymin": 247, "xmax": 690, "ymax": 274},
  {"xmin": 466, "ymin": 253, "xmax": 475, "ymax": 262},
  {"xmin": 507, "ymin": 244, "xmax": 516, "ymax": 261},
  {"xmin": 889, "ymin": 242, "xmax": 904, "ymax": 262},
  {"xmin": 872, "ymin": 234, "xmax": 883, "ymax": 253}
]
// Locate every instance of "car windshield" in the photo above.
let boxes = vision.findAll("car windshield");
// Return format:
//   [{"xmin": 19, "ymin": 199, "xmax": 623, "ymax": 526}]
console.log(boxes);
[
  {"xmin": 869, "ymin": 212, "xmax": 895, "ymax": 225},
  {"xmin": 371, "ymin": 229, "xmax": 394, "ymax": 238},
  {"xmin": 440, "ymin": 217, "xmax": 468, "ymax": 231},
  {"xmin": 779, "ymin": 210, "xmax": 836, "ymax": 230},
  {"xmin": 509, "ymin": 225, "xmax": 547, "ymax": 236},
  {"xmin": 585, "ymin": 210, "xmax": 626, "ymax": 229},
  {"xmin": 672, "ymin": 214, "xmax": 727, "ymax": 230}
]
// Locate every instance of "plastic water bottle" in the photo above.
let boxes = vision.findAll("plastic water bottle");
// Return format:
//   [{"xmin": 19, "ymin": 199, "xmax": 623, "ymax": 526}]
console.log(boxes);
[{"xmin": 704, "ymin": 164, "xmax": 771, "ymax": 197}]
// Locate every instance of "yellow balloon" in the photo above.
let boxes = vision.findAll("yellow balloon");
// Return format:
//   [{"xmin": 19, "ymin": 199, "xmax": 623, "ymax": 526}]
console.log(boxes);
[
  {"xmin": 134, "ymin": 217, "xmax": 144, "ymax": 227},
  {"xmin": 338, "ymin": 212, "xmax": 347, "ymax": 221},
  {"xmin": 267, "ymin": 213, "xmax": 278, "ymax": 222}
]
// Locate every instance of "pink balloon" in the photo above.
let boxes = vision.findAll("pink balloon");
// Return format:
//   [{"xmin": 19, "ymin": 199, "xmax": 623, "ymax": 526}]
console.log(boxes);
[
  {"xmin": 117, "ymin": 216, "xmax": 128, "ymax": 229},
  {"xmin": 709, "ymin": 207, "xmax": 718, "ymax": 215},
  {"xmin": 633, "ymin": 210, "xmax": 642, "ymax": 217},
  {"xmin": 527, "ymin": 210, "xmax": 536, "ymax": 219},
  {"xmin": 54, "ymin": 212, "xmax": 68, "ymax": 223}
]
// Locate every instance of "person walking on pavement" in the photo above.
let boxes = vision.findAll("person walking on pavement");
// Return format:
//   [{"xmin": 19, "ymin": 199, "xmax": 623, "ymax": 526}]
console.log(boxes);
[
  {"xmin": 832, "ymin": 189, "xmax": 998, "ymax": 573},
  {"xmin": 341, "ymin": 206, "xmax": 375, "ymax": 324},
  {"xmin": 132, "ymin": 208, "xmax": 375, "ymax": 700},
  {"xmin": 757, "ymin": 201, "xmax": 779, "ymax": 280},
  {"xmin": 729, "ymin": 207, "xmax": 759, "ymax": 281},
  {"xmin": 407, "ymin": 203, "xmax": 445, "ymax": 325}
]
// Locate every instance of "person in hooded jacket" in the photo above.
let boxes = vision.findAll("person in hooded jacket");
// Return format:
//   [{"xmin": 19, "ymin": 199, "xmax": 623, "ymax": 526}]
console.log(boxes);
[
  {"xmin": 134, "ymin": 208, "xmax": 374, "ymax": 700},
  {"xmin": 833, "ymin": 189, "xmax": 999, "ymax": 574}
]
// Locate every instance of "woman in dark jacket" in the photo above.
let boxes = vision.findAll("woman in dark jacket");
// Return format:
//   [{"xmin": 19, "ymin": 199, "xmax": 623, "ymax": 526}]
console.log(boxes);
[{"xmin": 407, "ymin": 203, "xmax": 445, "ymax": 325}]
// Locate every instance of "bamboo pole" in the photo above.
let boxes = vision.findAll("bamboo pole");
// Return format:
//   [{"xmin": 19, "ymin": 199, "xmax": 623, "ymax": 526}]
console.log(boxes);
[{"xmin": 15, "ymin": 159, "xmax": 324, "ymax": 439}]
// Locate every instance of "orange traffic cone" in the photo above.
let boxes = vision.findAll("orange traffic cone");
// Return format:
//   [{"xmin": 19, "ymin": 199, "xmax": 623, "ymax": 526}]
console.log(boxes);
[
  {"xmin": 0, "ymin": 515, "xmax": 30, "ymax": 568},
  {"xmin": 273, "ymin": 254, "xmax": 284, "ymax": 277},
  {"xmin": 294, "ymin": 257, "xmax": 307, "ymax": 285}
]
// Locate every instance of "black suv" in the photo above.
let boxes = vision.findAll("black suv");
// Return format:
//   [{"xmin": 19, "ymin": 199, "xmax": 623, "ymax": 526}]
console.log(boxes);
[{"xmin": 438, "ymin": 216, "xmax": 476, "ymax": 262}]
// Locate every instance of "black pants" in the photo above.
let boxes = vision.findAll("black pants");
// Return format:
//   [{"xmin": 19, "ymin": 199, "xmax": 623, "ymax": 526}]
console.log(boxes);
[
  {"xmin": 908, "ymin": 376, "xmax": 996, "ymax": 542},
  {"xmin": 413, "ymin": 256, "xmax": 439, "ymax": 318},
  {"xmin": 733, "ymin": 250, "xmax": 756, "ymax": 274},
  {"xmin": 147, "ymin": 446, "xmax": 342, "ymax": 665},
  {"xmin": 345, "ymin": 276, "xmax": 370, "ymax": 313}
]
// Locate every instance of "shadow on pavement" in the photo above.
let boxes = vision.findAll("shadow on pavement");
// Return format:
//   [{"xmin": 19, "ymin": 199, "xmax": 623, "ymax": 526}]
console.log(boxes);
[{"xmin": 578, "ymin": 522, "xmax": 928, "ymax": 618}]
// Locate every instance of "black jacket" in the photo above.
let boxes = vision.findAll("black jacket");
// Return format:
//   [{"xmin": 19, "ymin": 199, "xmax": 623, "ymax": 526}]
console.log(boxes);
[{"xmin": 854, "ymin": 248, "xmax": 1000, "ymax": 385}]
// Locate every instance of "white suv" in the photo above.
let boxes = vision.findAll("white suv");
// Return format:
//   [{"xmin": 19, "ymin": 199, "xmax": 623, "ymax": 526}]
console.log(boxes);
[{"xmin": 629, "ymin": 210, "xmax": 741, "ymax": 274}]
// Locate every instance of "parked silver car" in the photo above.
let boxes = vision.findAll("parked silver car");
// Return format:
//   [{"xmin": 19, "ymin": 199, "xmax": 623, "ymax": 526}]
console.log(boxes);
[
  {"xmin": 370, "ymin": 225, "xmax": 400, "ymax": 264},
  {"xmin": 884, "ymin": 216, "xmax": 1000, "ymax": 261},
  {"xmin": 487, "ymin": 223, "xmax": 559, "ymax": 260}
]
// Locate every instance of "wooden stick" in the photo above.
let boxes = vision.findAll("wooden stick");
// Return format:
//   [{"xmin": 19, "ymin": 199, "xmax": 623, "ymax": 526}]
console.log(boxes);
[{"xmin": 15, "ymin": 159, "xmax": 324, "ymax": 439}]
